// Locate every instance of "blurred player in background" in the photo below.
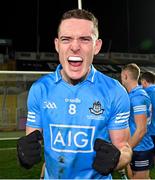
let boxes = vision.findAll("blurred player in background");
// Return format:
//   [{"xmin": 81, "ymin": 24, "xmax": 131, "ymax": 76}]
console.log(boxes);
[
  {"xmin": 121, "ymin": 63, "xmax": 154, "ymax": 179},
  {"xmin": 141, "ymin": 71, "xmax": 155, "ymax": 163}
]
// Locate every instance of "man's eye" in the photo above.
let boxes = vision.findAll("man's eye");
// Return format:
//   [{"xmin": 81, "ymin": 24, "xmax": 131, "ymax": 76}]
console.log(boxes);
[
  {"xmin": 61, "ymin": 38, "xmax": 70, "ymax": 43},
  {"xmin": 80, "ymin": 37, "xmax": 92, "ymax": 42}
]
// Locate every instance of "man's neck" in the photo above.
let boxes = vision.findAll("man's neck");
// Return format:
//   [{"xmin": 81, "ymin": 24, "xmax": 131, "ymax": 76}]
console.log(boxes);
[
  {"xmin": 127, "ymin": 82, "xmax": 138, "ymax": 93},
  {"xmin": 60, "ymin": 68, "xmax": 91, "ymax": 86}
]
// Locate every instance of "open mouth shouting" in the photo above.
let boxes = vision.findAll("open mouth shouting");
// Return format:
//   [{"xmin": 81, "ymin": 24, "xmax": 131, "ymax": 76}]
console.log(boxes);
[{"xmin": 68, "ymin": 56, "xmax": 83, "ymax": 67}]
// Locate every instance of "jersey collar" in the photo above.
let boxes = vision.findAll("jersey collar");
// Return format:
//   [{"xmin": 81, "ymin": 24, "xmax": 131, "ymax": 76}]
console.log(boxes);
[
  {"xmin": 54, "ymin": 64, "xmax": 97, "ymax": 83},
  {"xmin": 129, "ymin": 85, "xmax": 141, "ymax": 94},
  {"xmin": 54, "ymin": 64, "xmax": 62, "ymax": 82},
  {"xmin": 87, "ymin": 65, "xmax": 97, "ymax": 83},
  {"xmin": 145, "ymin": 84, "xmax": 155, "ymax": 90}
]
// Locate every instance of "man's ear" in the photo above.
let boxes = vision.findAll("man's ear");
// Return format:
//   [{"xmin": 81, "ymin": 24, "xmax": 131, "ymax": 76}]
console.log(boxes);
[
  {"xmin": 143, "ymin": 80, "xmax": 148, "ymax": 87},
  {"xmin": 54, "ymin": 38, "xmax": 59, "ymax": 53},
  {"xmin": 125, "ymin": 74, "xmax": 128, "ymax": 80},
  {"xmin": 94, "ymin": 39, "xmax": 102, "ymax": 55}
]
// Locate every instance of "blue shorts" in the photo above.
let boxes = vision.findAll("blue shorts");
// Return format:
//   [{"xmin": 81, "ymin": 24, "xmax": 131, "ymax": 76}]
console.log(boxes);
[
  {"xmin": 151, "ymin": 136, "xmax": 155, "ymax": 155},
  {"xmin": 130, "ymin": 149, "xmax": 154, "ymax": 171}
]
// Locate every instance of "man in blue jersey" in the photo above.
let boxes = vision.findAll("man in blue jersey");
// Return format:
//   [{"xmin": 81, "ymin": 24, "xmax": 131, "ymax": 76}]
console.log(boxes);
[
  {"xmin": 17, "ymin": 9, "xmax": 132, "ymax": 179},
  {"xmin": 121, "ymin": 63, "xmax": 154, "ymax": 179},
  {"xmin": 141, "ymin": 71, "xmax": 155, "ymax": 163}
]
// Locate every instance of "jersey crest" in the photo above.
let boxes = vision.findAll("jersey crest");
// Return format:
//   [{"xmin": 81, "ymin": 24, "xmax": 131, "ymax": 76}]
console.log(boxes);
[{"xmin": 89, "ymin": 101, "xmax": 104, "ymax": 115}]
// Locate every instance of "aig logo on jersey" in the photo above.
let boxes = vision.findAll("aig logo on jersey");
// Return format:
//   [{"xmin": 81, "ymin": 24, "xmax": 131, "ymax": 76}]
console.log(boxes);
[{"xmin": 49, "ymin": 124, "xmax": 95, "ymax": 153}]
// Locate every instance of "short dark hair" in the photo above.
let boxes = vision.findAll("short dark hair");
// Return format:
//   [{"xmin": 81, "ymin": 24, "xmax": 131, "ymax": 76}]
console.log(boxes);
[
  {"xmin": 122, "ymin": 63, "xmax": 140, "ymax": 80},
  {"xmin": 141, "ymin": 71, "xmax": 155, "ymax": 84},
  {"xmin": 57, "ymin": 9, "xmax": 99, "ymax": 38}
]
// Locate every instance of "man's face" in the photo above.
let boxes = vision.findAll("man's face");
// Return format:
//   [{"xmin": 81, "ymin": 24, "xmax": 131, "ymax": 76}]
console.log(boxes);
[
  {"xmin": 121, "ymin": 70, "xmax": 127, "ymax": 87},
  {"xmin": 54, "ymin": 18, "xmax": 102, "ymax": 83}
]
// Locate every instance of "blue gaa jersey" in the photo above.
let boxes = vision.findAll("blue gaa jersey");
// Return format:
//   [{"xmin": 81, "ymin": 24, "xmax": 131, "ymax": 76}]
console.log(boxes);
[
  {"xmin": 129, "ymin": 85, "xmax": 154, "ymax": 151},
  {"xmin": 26, "ymin": 64, "xmax": 130, "ymax": 179},
  {"xmin": 144, "ymin": 85, "xmax": 155, "ymax": 136}
]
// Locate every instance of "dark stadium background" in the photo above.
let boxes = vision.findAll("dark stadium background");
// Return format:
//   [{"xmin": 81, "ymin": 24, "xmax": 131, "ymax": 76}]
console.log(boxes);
[{"xmin": 0, "ymin": 0, "xmax": 155, "ymax": 54}]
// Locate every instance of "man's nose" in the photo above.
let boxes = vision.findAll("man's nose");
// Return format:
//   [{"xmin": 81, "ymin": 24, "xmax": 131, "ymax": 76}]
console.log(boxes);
[{"xmin": 70, "ymin": 39, "xmax": 80, "ymax": 52}]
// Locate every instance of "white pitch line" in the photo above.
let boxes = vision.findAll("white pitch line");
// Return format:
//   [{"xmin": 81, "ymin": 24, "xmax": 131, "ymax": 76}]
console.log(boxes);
[
  {"xmin": 0, "ymin": 147, "xmax": 16, "ymax": 151},
  {"xmin": 0, "ymin": 137, "xmax": 19, "ymax": 140},
  {"xmin": 0, "ymin": 70, "xmax": 50, "ymax": 74}
]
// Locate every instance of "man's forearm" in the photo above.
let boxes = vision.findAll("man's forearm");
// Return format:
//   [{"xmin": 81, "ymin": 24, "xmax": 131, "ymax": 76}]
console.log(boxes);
[{"xmin": 129, "ymin": 129, "xmax": 146, "ymax": 148}]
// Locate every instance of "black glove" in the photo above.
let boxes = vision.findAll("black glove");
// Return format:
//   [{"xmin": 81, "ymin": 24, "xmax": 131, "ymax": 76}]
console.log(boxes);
[
  {"xmin": 17, "ymin": 130, "xmax": 43, "ymax": 169},
  {"xmin": 92, "ymin": 138, "xmax": 120, "ymax": 176}
]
